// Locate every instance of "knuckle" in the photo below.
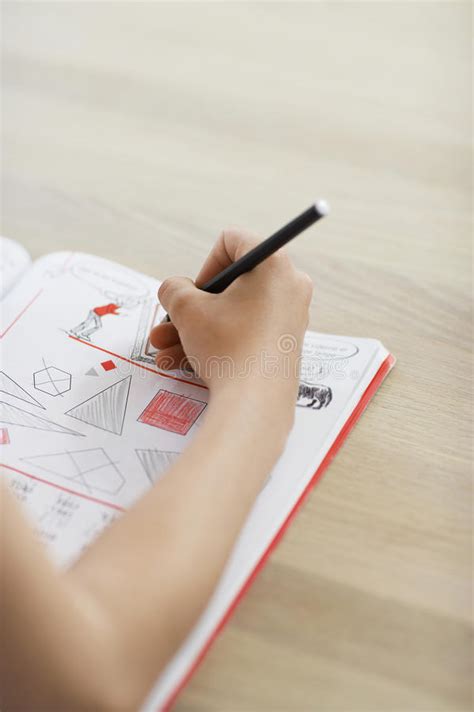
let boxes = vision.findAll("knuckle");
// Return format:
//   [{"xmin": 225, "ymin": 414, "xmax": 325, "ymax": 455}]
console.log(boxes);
[
  {"xmin": 159, "ymin": 278, "xmax": 195, "ymax": 320},
  {"xmin": 224, "ymin": 227, "xmax": 261, "ymax": 259},
  {"xmin": 297, "ymin": 271, "xmax": 314, "ymax": 301},
  {"xmin": 267, "ymin": 250, "xmax": 291, "ymax": 272},
  {"xmin": 300, "ymin": 270, "xmax": 314, "ymax": 291},
  {"xmin": 171, "ymin": 288, "xmax": 190, "ymax": 314},
  {"xmin": 221, "ymin": 227, "xmax": 240, "ymax": 243},
  {"xmin": 158, "ymin": 278, "xmax": 174, "ymax": 304}
]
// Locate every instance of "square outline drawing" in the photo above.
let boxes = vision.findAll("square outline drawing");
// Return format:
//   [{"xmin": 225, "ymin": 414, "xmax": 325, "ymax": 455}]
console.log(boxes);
[{"xmin": 137, "ymin": 389, "xmax": 207, "ymax": 436}]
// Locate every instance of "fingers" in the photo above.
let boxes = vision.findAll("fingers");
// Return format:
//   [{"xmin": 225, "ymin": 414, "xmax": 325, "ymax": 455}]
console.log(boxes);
[
  {"xmin": 149, "ymin": 321, "xmax": 179, "ymax": 350},
  {"xmin": 195, "ymin": 228, "xmax": 261, "ymax": 287},
  {"xmin": 155, "ymin": 343, "xmax": 187, "ymax": 371},
  {"xmin": 158, "ymin": 276, "xmax": 205, "ymax": 328}
]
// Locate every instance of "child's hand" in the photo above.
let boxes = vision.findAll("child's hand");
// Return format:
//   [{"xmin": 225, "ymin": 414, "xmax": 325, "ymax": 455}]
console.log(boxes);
[{"xmin": 149, "ymin": 228, "xmax": 312, "ymax": 411}]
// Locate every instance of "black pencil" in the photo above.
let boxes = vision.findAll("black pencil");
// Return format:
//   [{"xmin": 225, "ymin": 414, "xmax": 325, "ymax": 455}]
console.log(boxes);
[{"xmin": 162, "ymin": 200, "xmax": 329, "ymax": 321}]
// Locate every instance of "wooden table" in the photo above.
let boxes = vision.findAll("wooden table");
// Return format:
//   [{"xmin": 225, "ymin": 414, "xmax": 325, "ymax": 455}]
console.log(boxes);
[{"xmin": 3, "ymin": 3, "xmax": 472, "ymax": 709}]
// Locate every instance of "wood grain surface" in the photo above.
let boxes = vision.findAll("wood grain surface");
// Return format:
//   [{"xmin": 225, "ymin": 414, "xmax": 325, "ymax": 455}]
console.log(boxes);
[{"xmin": 2, "ymin": 3, "xmax": 472, "ymax": 710}]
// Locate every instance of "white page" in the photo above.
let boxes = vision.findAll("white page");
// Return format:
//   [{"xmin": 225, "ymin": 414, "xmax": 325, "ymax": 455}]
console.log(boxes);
[
  {"xmin": 0, "ymin": 251, "xmax": 391, "ymax": 707},
  {"xmin": 0, "ymin": 236, "xmax": 31, "ymax": 300}
]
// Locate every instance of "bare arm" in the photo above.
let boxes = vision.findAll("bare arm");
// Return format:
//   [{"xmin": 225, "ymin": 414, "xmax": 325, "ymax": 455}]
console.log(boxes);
[{"xmin": 1, "ymin": 230, "xmax": 312, "ymax": 710}]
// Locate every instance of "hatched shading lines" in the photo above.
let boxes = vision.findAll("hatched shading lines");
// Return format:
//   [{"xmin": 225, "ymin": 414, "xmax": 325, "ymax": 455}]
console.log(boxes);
[
  {"xmin": 0, "ymin": 371, "xmax": 44, "ymax": 409},
  {"xmin": 65, "ymin": 376, "xmax": 131, "ymax": 436},
  {"xmin": 138, "ymin": 389, "xmax": 206, "ymax": 436},
  {"xmin": 135, "ymin": 449, "xmax": 180, "ymax": 484},
  {"xmin": 0, "ymin": 401, "xmax": 84, "ymax": 436}
]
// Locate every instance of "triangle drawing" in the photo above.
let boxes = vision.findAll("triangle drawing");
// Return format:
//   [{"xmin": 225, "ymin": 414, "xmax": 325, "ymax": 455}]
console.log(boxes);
[
  {"xmin": 0, "ymin": 401, "xmax": 84, "ymax": 436},
  {"xmin": 0, "ymin": 371, "xmax": 44, "ymax": 409},
  {"xmin": 65, "ymin": 376, "xmax": 132, "ymax": 435},
  {"xmin": 136, "ymin": 449, "xmax": 180, "ymax": 485},
  {"xmin": 85, "ymin": 368, "xmax": 99, "ymax": 377}
]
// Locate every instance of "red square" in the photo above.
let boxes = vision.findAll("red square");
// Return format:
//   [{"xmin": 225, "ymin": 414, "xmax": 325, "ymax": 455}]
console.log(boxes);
[
  {"xmin": 0, "ymin": 428, "xmax": 10, "ymax": 445},
  {"xmin": 101, "ymin": 360, "xmax": 116, "ymax": 372},
  {"xmin": 138, "ymin": 389, "xmax": 206, "ymax": 435}
]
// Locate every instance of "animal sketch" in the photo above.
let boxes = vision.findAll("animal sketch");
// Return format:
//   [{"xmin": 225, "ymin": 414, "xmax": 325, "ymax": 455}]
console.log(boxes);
[{"xmin": 297, "ymin": 383, "xmax": 332, "ymax": 410}]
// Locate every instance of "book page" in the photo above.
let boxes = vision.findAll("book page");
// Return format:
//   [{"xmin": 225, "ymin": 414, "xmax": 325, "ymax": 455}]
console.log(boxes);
[
  {"xmin": 0, "ymin": 251, "xmax": 390, "ymax": 708},
  {"xmin": 0, "ymin": 236, "xmax": 31, "ymax": 300}
]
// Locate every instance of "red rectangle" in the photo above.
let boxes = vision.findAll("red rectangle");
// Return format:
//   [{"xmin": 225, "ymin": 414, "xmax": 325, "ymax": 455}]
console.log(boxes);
[
  {"xmin": 138, "ymin": 390, "xmax": 206, "ymax": 436},
  {"xmin": 0, "ymin": 428, "xmax": 10, "ymax": 445}
]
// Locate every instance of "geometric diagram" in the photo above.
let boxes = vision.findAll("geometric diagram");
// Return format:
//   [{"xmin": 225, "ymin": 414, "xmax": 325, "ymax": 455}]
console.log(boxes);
[
  {"xmin": 101, "ymin": 360, "xmax": 116, "ymax": 372},
  {"xmin": 33, "ymin": 364, "xmax": 72, "ymax": 397},
  {"xmin": 85, "ymin": 367, "xmax": 99, "ymax": 377},
  {"xmin": 0, "ymin": 400, "xmax": 84, "ymax": 436},
  {"xmin": 65, "ymin": 376, "xmax": 131, "ymax": 436},
  {"xmin": 0, "ymin": 427, "xmax": 10, "ymax": 445},
  {"xmin": 0, "ymin": 370, "xmax": 44, "ymax": 408},
  {"xmin": 137, "ymin": 389, "xmax": 206, "ymax": 436},
  {"xmin": 296, "ymin": 383, "xmax": 333, "ymax": 410},
  {"xmin": 21, "ymin": 448, "xmax": 125, "ymax": 495},
  {"xmin": 135, "ymin": 449, "xmax": 180, "ymax": 485}
]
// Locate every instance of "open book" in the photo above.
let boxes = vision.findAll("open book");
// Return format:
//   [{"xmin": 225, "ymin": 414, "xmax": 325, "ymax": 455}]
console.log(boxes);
[{"xmin": 0, "ymin": 235, "xmax": 394, "ymax": 709}]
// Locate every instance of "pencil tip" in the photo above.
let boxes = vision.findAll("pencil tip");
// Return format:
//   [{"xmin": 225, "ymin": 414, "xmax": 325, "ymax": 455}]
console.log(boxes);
[{"xmin": 314, "ymin": 199, "xmax": 330, "ymax": 217}]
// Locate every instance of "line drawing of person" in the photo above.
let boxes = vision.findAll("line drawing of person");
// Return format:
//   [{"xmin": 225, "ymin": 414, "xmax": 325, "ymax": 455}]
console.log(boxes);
[{"xmin": 69, "ymin": 303, "xmax": 122, "ymax": 342}]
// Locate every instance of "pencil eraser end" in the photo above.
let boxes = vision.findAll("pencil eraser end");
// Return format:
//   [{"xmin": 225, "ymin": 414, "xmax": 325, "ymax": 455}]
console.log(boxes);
[{"xmin": 314, "ymin": 199, "xmax": 330, "ymax": 217}]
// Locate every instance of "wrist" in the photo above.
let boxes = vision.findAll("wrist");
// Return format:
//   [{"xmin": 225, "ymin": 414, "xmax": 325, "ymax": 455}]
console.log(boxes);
[{"xmin": 207, "ymin": 375, "xmax": 297, "ymax": 448}]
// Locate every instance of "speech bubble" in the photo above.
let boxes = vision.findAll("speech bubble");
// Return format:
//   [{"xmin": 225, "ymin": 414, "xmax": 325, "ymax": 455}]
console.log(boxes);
[
  {"xmin": 299, "ymin": 338, "xmax": 359, "ymax": 384},
  {"xmin": 302, "ymin": 338, "xmax": 359, "ymax": 361},
  {"xmin": 71, "ymin": 260, "xmax": 150, "ymax": 303}
]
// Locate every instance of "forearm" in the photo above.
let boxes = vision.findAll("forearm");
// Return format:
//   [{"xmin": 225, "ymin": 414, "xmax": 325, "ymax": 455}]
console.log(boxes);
[
  {"xmin": 67, "ymin": 381, "xmax": 291, "ymax": 704},
  {"xmin": 2, "ymin": 384, "xmax": 289, "ymax": 710},
  {"xmin": 2, "ymin": 228, "xmax": 310, "ymax": 710},
  {"xmin": 0, "ymin": 483, "xmax": 120, "ymax": 710}
]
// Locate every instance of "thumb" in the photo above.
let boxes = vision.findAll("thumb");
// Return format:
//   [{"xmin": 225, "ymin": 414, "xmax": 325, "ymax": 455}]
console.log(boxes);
[{"xmin": 158, "ymin": 277, "xmax": 204, "ymax": 327}]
